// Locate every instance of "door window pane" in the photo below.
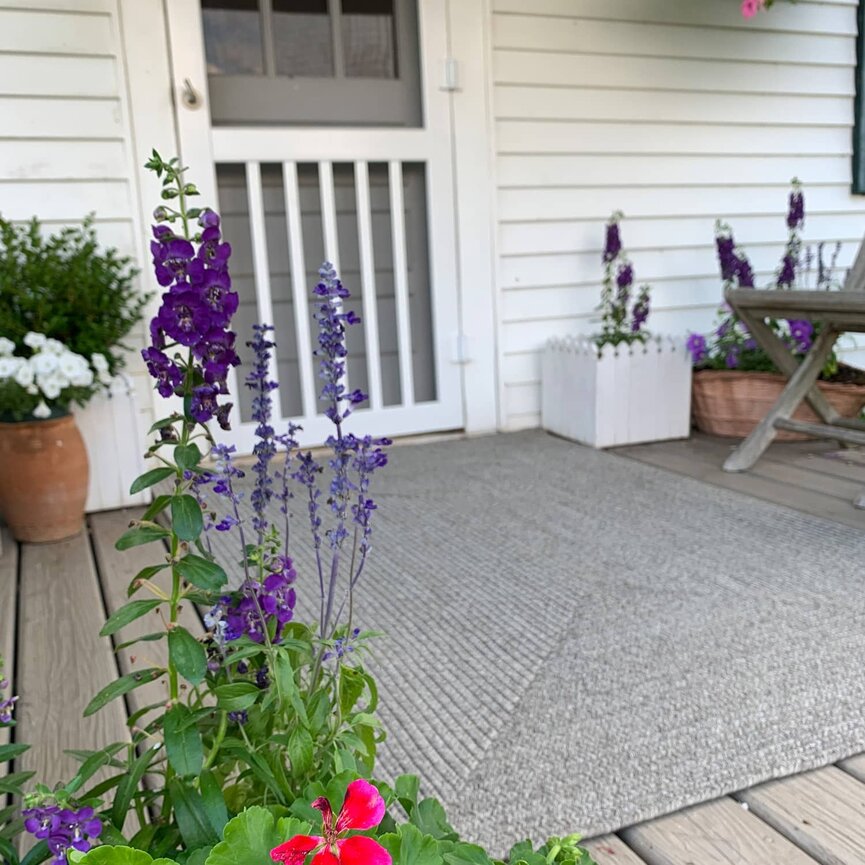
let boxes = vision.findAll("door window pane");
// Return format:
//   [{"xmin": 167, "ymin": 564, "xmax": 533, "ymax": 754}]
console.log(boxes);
[
  {"xmin": 341, "ymin": 0, "xmax": 396, "ymax": 79},
  {"xmin": 202, "ymin": 0, "xmax": 264, "ymax": 75},
  {"xmin": 273, "ymin": 0, "xmax": 334, "ymax": 77}
]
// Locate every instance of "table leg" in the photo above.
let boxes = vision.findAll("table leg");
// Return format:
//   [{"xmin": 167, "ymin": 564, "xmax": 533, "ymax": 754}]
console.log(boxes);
[{"xmin": 723, "ymin": 326, "xmax": 837, "ymax": 472}]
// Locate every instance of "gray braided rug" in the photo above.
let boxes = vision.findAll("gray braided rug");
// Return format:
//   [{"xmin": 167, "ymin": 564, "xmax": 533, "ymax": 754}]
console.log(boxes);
[{"xmin": 214, "ymin": 430, "xmax": 865, "ymax": 851}]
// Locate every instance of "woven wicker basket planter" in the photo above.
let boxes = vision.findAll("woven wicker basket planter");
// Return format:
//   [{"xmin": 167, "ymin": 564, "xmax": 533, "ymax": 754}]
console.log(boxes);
[{"xmin": 692, "ymin": 370, "xmax": 865, "ymax": 440}]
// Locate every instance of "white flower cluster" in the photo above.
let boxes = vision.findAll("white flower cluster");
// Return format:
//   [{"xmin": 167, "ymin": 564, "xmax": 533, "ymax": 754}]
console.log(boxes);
[{"xmin": 0, "ymin": 332, "xmax": 111, "ymax": 419}]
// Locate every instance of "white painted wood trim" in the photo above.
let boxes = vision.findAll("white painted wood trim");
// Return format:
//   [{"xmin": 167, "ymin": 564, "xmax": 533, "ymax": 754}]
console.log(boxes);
[
  {"xmin": 245, "ymin": 160, "xmax": 283, "ymax": 422},
  {"xmin": 282, "ymin": 160, "xmax": 317, "ymax": 420},
  {"xmin": 388, "ymin": 160, "xmax": 416, "ymax": 406},
  {"xmin": 354, "ymin": 160, "xmax": 385, "ymax": 411},
  {"xmin": 447, "ymin": 0, "xmax": 500, "ymax": 433},
  {"xmin": 212, "ymin": 128, "xmax": 431, "ymax": 162}
]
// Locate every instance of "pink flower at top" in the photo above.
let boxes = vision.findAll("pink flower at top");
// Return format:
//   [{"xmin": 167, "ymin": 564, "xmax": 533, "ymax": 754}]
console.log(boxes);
[
  {"xmin": 271, "ymin": 780, "xmax": 391, "ymax": 865},
  {"xmin": 741, "ymin": 0, "xmax": 766, "ymax": 18}
]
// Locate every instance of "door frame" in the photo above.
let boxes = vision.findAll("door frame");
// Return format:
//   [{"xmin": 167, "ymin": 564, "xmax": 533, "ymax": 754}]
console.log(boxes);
[{"xmin": 118, "ymin": 0, "xmax": 499, "ymax": 438}]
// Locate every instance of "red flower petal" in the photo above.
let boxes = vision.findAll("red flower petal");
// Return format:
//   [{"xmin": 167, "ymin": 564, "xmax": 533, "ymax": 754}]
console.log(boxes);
[
  {"xmin": 337, "ymin": 836, "xmax": 392, "ymax": 865},
  {"xmin": 271, "ymin": 835, "xmax": 323, "ymax": 865},
  {"xmin": 336, "ymin": 780, "xmax": 386, "ymax": 832},
  {"xmin": 312, "ymin": 851, "xmax": 340, "ymax": 865}
]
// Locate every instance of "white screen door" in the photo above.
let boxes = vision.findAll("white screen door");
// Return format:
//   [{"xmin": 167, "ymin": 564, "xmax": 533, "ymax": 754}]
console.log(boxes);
[{"xmin": 165, "ymin": 0, "xmax": 464, "ymax": 451}]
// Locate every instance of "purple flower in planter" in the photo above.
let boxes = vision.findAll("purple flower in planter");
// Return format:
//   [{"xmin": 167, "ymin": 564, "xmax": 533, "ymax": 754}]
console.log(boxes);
[
  {"xmin": 143, "ymin": 199, "xmax": 240, "ymax": 427},
  {"xmin": 787, "ymin": 180, "xmax": 805, "ymax": 231},
  {"xmin": 151, "ymin": 235, "xmax": 195, "ymax": 287},
  {"xmin": 778, "ymin": 252, "xmax": 796, "ymax": 288},
  {"xmin": 789, "ymin": 319, "xmax": 814, "ymax": 353},
  {"xmin": 715, "ymin": 228, "xmax": 739, "ymax": 282},
  {"xmin": 736, "ymin": 254, "xmax": 755, "ymax": 289},
  {"xmin": 1, "ymin": 673, "xmax": 19, "ymax": 724},
  {"xmin": 23, "ymin": 804, "xmax": 102, "ymax": 865},
  {"xmin": 725, "ymin": 346, "xmax": 740, "ymax": 369},
  {"xmin": 686, "ymin": 332, "xmax": 708, "ymax": 364},
  {"xmin": 142, "ymin": 347, "xmax": 183, "ymax": 398},
  {"xmin": 631, "ymin": 286, "xmax": 650, "ymax": 333},
  {"xmin": 245, "ymin": 324, "xmax": 280, "ymax": 541},
  {"xmin": 603, "ymin": 214, "xmax": 622, "ymax": 263},
  {"xmin": 313, "ymin": 262, "xmax": 368, "ymax": 426}
]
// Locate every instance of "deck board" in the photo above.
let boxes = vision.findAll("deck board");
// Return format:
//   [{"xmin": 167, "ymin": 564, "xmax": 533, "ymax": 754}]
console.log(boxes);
[
  {"xmin": 88, "ymin": 510, "xmax": 204, "ymax": 723},
  {"xmin": 739, "ymin": 766, "xmax": 865, "ymax": 864},
  {"xmin": 0, "ymin": 527, "xmax": 17, "ymax": 773},
  {"xmin": 16, "ymin": 531, "xmax": 130, "ymax": 789},
  {"xmin": 583, "ymin": 834, "xmax": 649, "ymax": 864},
  {"xmin": 617, "ymin": 434, "xmax": 865, "ymax": 530},
  {"xmin": 620, "ymin": 797, "xmax": 819, "ymax": 865}
]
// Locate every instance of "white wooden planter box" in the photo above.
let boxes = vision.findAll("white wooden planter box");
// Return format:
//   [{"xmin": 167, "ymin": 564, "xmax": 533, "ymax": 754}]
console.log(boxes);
[
  {"xmin": 542, "ymin": 335, "xmax": 692, "ymax": 448},
  {"xmin": 73, "ymin": 375, "xmax": 149, "ymax": 512}
]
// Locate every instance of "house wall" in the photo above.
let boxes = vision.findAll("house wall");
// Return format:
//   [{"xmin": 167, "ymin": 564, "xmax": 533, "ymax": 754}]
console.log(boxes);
[
  {"xmin": 0, "ymin": 0, "xmax": 155, "ymax": 454},
  {"xmin": 490, "ymin": 0, "xmax": 865, "ymax": 430}
]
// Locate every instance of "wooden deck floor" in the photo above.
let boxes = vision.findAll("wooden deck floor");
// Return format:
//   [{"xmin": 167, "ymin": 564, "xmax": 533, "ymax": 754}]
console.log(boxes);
[
  {"xmin": 616, "ymin": 433, "xmax": 865, "ymax": 530},
  {"xmin": 4, "ymin": 504, "xmax": 865, "ymax": 863}
]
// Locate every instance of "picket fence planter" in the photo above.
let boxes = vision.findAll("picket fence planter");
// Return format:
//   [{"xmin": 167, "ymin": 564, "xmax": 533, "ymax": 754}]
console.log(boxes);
[
  {"xmin": 73, "ymin": 374, "xmax": 149, "ymax": 512},
  {"xmin": 542, "ymin": 335, "xmax": 692, "ymax": 448}
]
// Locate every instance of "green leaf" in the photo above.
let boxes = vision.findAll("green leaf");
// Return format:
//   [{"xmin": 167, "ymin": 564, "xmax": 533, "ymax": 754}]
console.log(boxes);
[
  {"xmin": 410, "ymin": 799, "xmax": 458, "ymax": 842},
  {"xmin": 163, "ymin": 705, "xmax": 203, "ymax": 777},
  {"xmin": 199, "ymin": 769, "xmax": 229, "ymax": 837},
  {"xmin": 130, "ymin": 467, "xmax": 175, "ymax": 495},
  {"xmin": 339, "ymin": 666, "xmax": 366, "ymax": 716},
  {"xmin": 142, "ymin": 494, "xmax": 172, "ymax": 522},
  {"xmin": 0, "ymin": 742, "xmax": 29, "ymax": 763},
  {"xmin": 174, "ymin": 443, "xmax": 202, "ymax": 471},
  {"xmin": 205, "ymin": 807, "xmax": 311, "ymax": 865},
  {"xmin": 100, "ymin": 600, "xmax": 162, "ymax": 637},
  {"xmin": 175, "ymin": 555, "xmax": 227, "ymax": 591},
  {"xmin": 169, "ymin": 779, "xmax": 219, "ymax": 850},
  {"xmin": 168, "ymin": 628, "xmax": 207, "ymax": 686},
  {"xmin": 287, "ymin": 727, "xmax": 313, "ymax": 777},
  {"xmin": 379, "ymin": 825, "xmax": 444, "ymax": 865},
  {"xmin": 64, "ymin": 744, "xmax": 125, "ymax": 795},
  {"xmin": 274, "ymin": 654, "xmax": 308, "ymax": 726},
  {"xmin": 214, "ymin": 682, "xmax": 259, "ymax": 712},
  {"xmin": 127, "ymin": 564, "xmax": 168, "ymax": 597},
  {"xmin": 77, "ymin": 847, "xmax": 178, "ymax": 865},
  {"xmin": 148, "ymin": 415, "xmax": 180, "ymax": 435},
  {"xmin": 395, "ymin": 774, "xmax": 420, "ymax": 813},
  {"xmin": 19, "ymin": 840, "xmax": 50, "ymax": 865},
  {"xmin": 112, "ymin": 743, "xmax": 160, "ymax": 829},
  {"xmin": 84, "ymin": 668, "xmax": 164, "ymax": 717},
  {"xmin": 115, "ymin": 631, "xmax": 165, "ymax": 652},
  {"xmin": 116, "ymin": 523, "xmax": 170, "ymax": 551},
  {"xmin": 442, "ymin": 844, "xmax": 496, "ymax": 865},
  {"xmin": 172, "ymin": 495, "xmax": 203, "ymax": 542}
]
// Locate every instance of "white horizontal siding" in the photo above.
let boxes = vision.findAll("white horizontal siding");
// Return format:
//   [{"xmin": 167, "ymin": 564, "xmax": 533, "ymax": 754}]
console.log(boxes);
[
  {"xmin": 491, "ymin": 0, "xmax": 865, "ymax": 430},
  {"xmin": 0, "ymin": 0, "xmax": 153, "ymax": 463}
]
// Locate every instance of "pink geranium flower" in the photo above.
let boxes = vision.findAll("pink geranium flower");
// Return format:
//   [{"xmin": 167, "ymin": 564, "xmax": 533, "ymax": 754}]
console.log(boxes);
[
  {"xmin": 271, "ymin": 780, "xmax": 391, "ymax": 865},
  {"xmin": 741, "ymin": 0, "xmax": 766, "ymax": 18}
]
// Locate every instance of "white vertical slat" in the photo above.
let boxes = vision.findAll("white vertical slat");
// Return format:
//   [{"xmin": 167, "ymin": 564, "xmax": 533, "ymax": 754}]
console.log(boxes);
[
  {"xmin": 245, "ymin": 161, "xmax": 283, "ymax": 422},
  {"xmin": 388, "ymin": 160, "xmax": 415, "ymax": 406},
  {"xmin": 354, "ymin": 160, "xmax": 384, "ymax": 410},
  {"xmin": 283, "ymin": 160, "xmax": 317, "ymax": 419},
  {"xmin": 317, "ymin": 160, "xmax": 349, "ymax": 395},
  {"xmin": 318, "ymin": 160, "xmax": 340, "ymax": 270}
]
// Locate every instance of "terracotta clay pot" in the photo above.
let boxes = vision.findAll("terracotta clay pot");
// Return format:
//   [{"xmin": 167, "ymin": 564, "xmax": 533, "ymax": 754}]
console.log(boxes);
[
  {"xmin": 0, "ymin": 414, "xmax": 89, "ymax": 542},
  {"xmin": 692, "ymin": 370, "xmax": 865, "ymax": 440}
]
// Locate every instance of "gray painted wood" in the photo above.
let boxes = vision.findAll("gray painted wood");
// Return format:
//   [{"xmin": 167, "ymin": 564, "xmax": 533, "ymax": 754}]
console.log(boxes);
[
  {"xmin": 774, "ymin": 418, "xmax": 865, "ymax": 446},
  {"xmin": 618, "ymin": 435, "xmax": 865, "ymax": 530},
  {"xmin": 583, "ymin": 834, "xmax": 649, "ymax": 865},
  {"xmin": 739, "ymin": 766, "xmax": 865, "ymax": 865},
  {"xmin": 88, "ymin": 510, "xmax": 204, "ymax": 724},
  {"xmin": 622, "ymin": 797, "xmax": 818, "ymax": 865},
  {"xmin": 837, "ymin": 752, "xmax": 865, "ymax": 783},
  {"xmin": 0, "ymin": 527, "xmax": 17, "ymax": 773},
  {"xmin": 723, "ymin": 325, "xmax": 838, "ymax": 472},
  {"xmin": 729, "ymin": 302, "xmax": 839, "ymax": 424},
  {"xmin": 16, "ymin": 531, "xmax": 130, "ymax": 789}
]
